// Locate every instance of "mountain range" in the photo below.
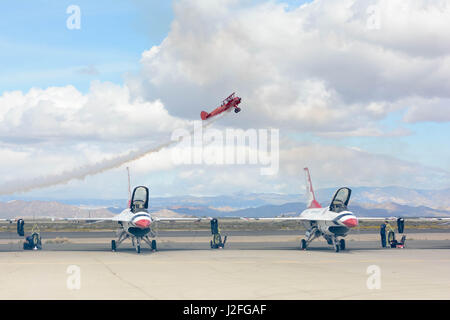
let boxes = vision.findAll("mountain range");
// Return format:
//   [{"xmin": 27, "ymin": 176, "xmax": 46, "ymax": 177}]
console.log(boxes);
[{"xmin": 1, "ymin": 186, "xmax": 449, "ymax": 219}]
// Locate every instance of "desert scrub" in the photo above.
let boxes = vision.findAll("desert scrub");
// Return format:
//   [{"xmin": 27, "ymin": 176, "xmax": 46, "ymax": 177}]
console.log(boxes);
[{"xmin": 45, "ymin": 237, "xmax": 71, "ymax": 244}]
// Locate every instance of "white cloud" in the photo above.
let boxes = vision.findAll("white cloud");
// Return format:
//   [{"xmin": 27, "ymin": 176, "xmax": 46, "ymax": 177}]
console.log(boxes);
[
  {"xmin": 140, "ymin": 142, "xmax": 450, "ymax": 196},
  {"xmin": 279, "ymin": 144, "xmax": 450, "ymax": 190},
  {"xmin": 131, "ymin": 0, "xmax": 450, "ymax": 133},
  {"xmin": 1, "ymin": 0, "xmax": 449, "ymax": 198},
  {"xmin": 0, "ymin": 81, "xmax": 189, "ymax": 143},
  {"xmin": 402, "ymin": 96, "xmax": 450, "ymax": 123}
]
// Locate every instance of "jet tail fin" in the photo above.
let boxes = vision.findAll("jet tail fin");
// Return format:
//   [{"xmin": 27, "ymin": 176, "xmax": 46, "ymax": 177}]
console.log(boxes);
[{"xmin": 304, "ymin": 167, "xmax": 321, "ymax": 209}]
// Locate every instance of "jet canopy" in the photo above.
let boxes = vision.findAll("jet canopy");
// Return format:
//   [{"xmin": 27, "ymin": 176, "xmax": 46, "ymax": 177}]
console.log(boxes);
[
  {"xmin": 329, "ymin": 187, "xmax": 351, "ymax": 213},
  {"xmin": 130, "ymin": 186, "xmax": 149, "ymax": 213}
]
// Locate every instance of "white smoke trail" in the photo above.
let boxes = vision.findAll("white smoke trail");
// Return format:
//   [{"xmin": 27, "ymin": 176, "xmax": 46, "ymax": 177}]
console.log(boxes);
[{"xmin": 0, "ymin": 112, "xmax": 229, "ymax": 195}]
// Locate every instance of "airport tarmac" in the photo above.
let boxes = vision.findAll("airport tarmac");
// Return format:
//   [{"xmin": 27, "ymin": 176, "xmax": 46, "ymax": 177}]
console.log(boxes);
[{"xmin": 0, "ymin": 232, "xmax": 449, "ymax": 299}]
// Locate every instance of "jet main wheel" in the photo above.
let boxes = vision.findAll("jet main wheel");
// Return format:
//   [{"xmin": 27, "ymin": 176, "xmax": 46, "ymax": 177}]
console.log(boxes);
[
  {"xmin": 220, "ymin": 236, "xmax": 227, "ymax": 249},
  {"xmin": 151, "ymin": 240, "xmax": 157, "ymax": 251},
  {"xmin": 136, "ymin": 245, "xmax": 141, "ymax": 254},
  {"xmin": 111, "ymin": 240, "xmax": 116, "ymax": 252},
  {"xmin": 300, "ymin": 239, "xmax": 307, "ymax": 250},
  {"xmin": 339, "ymin": 239, "xmax": 346, "ymax": 251}
]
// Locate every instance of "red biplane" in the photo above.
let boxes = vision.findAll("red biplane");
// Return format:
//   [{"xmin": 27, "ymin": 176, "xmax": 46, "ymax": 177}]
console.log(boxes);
[{"xmin": 200, "ymin": 93, "xmax": 242, "ymax": 120}]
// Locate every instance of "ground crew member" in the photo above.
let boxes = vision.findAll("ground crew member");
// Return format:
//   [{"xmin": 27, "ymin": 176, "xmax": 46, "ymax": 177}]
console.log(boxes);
[
  {"xmin": 385, "ymin": 221, "xmax": 394, "ymax": 233},
  {"xmin": 380, "ymin": 220, "xmax": 394, "ymax": 247},
  {"xmin": 380, "ymin": 222, "xmax": 386, "ymax": 247}
]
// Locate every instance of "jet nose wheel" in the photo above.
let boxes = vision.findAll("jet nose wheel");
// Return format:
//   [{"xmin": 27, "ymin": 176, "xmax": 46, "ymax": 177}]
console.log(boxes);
[
  {"xmin": 151, "ymin": 240, "xmax": 157, "ymax": 251},
  {"xmin": 111, "ymin": 240, "xmax": 116, "ymax": 252},
  {"xmin": 136, "ymin": 245, "xmax": 141, "ymax": 254},
  {"xmin": 334, "ymin": 243, "xmax": 340, "ymax": 252}
]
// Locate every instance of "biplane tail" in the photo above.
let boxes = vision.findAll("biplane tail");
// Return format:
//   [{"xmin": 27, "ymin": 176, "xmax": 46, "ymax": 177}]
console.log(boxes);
[{"xmin": 200, "ymin": 111, "xmax": 209, "ymax": 120}]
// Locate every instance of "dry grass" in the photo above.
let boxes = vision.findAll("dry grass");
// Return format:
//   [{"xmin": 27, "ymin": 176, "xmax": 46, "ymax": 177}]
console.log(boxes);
[{"xmin": 44, "ymin": 237, "xmax": 71, "ymax": 244}]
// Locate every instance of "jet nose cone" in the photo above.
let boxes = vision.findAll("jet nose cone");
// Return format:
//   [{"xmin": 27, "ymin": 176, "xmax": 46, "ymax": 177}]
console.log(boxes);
[
  {"xmin": 134, "ymin": 219, "xmax": 151, "ymax": 229},
  {"xmin": 341, "ymin": 217, "xmax": 358, "ymax": 228}
]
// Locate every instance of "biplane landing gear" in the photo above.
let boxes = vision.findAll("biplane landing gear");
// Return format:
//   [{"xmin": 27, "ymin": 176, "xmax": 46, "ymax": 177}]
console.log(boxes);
[
  {"xmin": 210, "ymin": 218, "xmax": 227, "ymax": 249},
  {"xmin": 234, "ymin": 107, "xmax": 241, "ymax": 113}
]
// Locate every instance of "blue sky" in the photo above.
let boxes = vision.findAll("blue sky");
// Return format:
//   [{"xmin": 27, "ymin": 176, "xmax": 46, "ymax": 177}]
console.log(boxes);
[
  {"xmin": 288, "ymin": 111, "xmax": 450, "ymax": 172},
  {"xmin": 0, "ymin": 0, "xmax": 311, "ymax": 93},
  {"xmin": 0, "ymin": 0, "xmax": 173, "ymax": 93}
]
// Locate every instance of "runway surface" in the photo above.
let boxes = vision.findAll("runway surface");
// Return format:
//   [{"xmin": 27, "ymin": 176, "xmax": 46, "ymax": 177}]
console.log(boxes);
[{"xmin": 1, "ymin": 231, "xmax": 449, "ymax": 299}]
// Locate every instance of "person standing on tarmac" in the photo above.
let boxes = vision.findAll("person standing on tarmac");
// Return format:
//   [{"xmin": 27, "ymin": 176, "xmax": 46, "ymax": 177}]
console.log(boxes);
[
  {"xmin": 380, "ymin": 222, "xmax": 387, "ymax": 247},
  {"xmin": 380, "ymin": 220, "xmax": 394, "ymax": 247}
]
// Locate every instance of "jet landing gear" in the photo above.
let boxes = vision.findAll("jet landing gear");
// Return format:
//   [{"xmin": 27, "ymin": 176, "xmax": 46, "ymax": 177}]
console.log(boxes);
[
  {"xmin": 301, "ymin": 228, "xmax": 346, "ymax": 252},
  {"xmin": 300, "ymin": 227, "xmax": 320, "ymax": 250},
  {"xmin": 331, "ymin": 237, "xmax": 345, "ymax": 252},
  {"xmin": 135, "ymin": 237, "xmax": 141, "ymax": 254},
  {"xmin": 300, "ymin": 239, "xmax": 307, "ymax": 250},
  {"xmin": 111, "ymin": 231, "xmax": 129, "ymax": 252},
  {"xmin": 210, "ymin": 218, "xmax": 227, "ymax": 249},
  {"xmin": 143, "ymin": 236, "xmax": 157, "ymax": 252},
  {"xmin": 111, "ymin": 231, "xmax": 157, "ymax": 254},
  {"xmin": 339, "ymin": 239, "xmax": 346, "ymax": 251},
  {"xmin": 132, "ymin": 237, "xmax": 157, "ymax": 253}
]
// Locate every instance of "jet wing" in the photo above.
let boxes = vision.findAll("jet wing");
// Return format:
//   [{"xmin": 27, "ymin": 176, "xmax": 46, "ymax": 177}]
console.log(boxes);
[
  {"xmin": 58, "ymin": 217, "xmax": 213, "ymax": 223},
  {"xmin": 357, "ymin": 217, "xmax": 450, "ymax": 221},
  {"xmin": 51, "ymin": 217, "xmax": 120, "ymax": 223},
  {"xmin": 48, "ymin": 216, "xmax": 212, "ymax": 223},
  {"xmin": 240, "ymin": 217, "xmax": 309, "ymax": 221},
  {"xmin": 356, "ymin": 217, "xmax": 396, "ymax": 221},
  {"xmin": 153, "ymin": 217, "xmax": 211, "ymax": 222},
  {"xmin": 398, "ymin": 217, "xmax": 450, "ymax": 221}
]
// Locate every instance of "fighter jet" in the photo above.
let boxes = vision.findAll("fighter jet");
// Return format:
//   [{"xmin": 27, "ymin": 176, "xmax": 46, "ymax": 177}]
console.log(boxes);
[
  {"xmin": 242, "ymin": 168, "xmax": 359, "ymax": 252},
  {"xmin": 61, "ymin": 186, "xmax": 206, "ymax": 254},
  {"xmin": 243, "ymin": 168, "xmax": 450, "ymax": 252}
]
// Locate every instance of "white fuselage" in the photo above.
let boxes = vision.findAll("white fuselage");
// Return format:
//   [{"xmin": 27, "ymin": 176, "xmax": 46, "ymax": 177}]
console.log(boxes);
[
  {"xmin": 112, "ymin": 209, "xmax": 153, "ymax": 237},
  {"xmin": 299, "ymin": 207, "xmax": 358, "ymax": 237}
]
